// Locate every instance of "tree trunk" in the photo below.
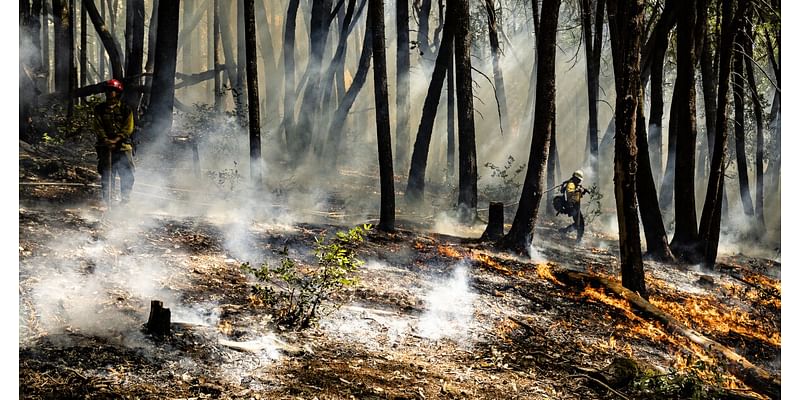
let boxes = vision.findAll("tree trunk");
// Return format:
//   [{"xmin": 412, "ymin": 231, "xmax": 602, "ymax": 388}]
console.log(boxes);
[
  {"xmin": 236, "ymin": 0, "xmax": 246, "ymax": 125},
  {"xmin": 580, "ymin": 0, "xmax": 604, "ymax": 181},
  {"xmin": 658, "ymin": 89, "xmax": 677, "ymax": 212},
  {"xmin": 218, "ymin": 2, "xmax": 241, "ymax": 118},
  {"xmin": 213, "ymin": 0, "xmax": 223, "ymax": 111},
  {"xmin": 42, "ymin": 0, "xmax": 51, "ymax": 91},
  {"xmin": 454, "ymin": 0, "xmax": 478, "ymax": 222},
  {"xmin": 744, "ymin": 41, "xmax": 765, "ymax": 232},
  {"xmin": 82, "ymin": 0, "xmax": 123, "ymax": 80},
  {"xmin": 733, "ymin": 32, "xmax": 754, "ymax": 217},
  {"xmin": 404, "ymin": 5, "xmax": 454, "ymax": 203},
  {"xmin": 79, "ymin": 0, "xmax": 86, "ymax": 88},
  {"xmin": 607, "ymin": 0, "xmax": 647, "ymax": 298},
  {"xmin": 370, "ymin": 0, "xmax": 395, "ymax": 231},
  {"xmin": 181, "ymin": 0, "xmax": 193, "ymax": 80},
  {"xmin": 124, "ymin": 0, "xmax": 144, "ymax": 112},
  {"xmin": 645, "ymin": 0, "xmax": 674, "ymax": 187},
  {"xmin": 242, "ymin": 0, "xmax": 261, "ymax": 184},
  {"xmin": 283, "ymin": 0, "xmax": 300, "ymax": 155},
  {"xmin": 326, "ymin": 22, "xmax": 373, "ymax": 168},
  {"xmin": 142, "ymin": 0, "xmax": 158, "ymax": 108},
  {"xmin": 446, "ymin": 49, "xmax": 455, "ymax": 183},
  {"xmin": 635, "ymin": 85, "xmax": 675, "ymax": 262},
  {"xmin": 415, "ymin": 0, "xmax": 431, "ymax": 56},
  {"xmin": 395, "ymin": 0, "xmax": 410, "ymax": 172},
  {"xmin": 500, "ymin": 0, "xmax": 560, "ymax": 253},
  {"xmin": 546, "ymin": 122, "xmax": 557, "ymax": 217},
  {"xmin": 699, "ymin": 15, "xmax": 718, "ymax": 162},
  {"xmin": 254, "ymin": 0, "xmax": 279, "ymax": 126},
  {"xmin": 523, "ymin": 0, "xmax": 539, "ymax": 124},
  {"xmin": 668, "ymin": 0, "xmax": 700, "ymax": 262},
  {"xmin": 144, "ymin": 0, "xmax": 180, "ymax": 137},
  {"xmin": 52, "ymin": 0, "xmax": 72, "ymax": 102},
  {"xmin": 482, "ymin": 202, "xmax": 505, "ymax": 240},
  {"xmin": 485, "ymin": 0, "xmax": 509, "ymax": 137},
  {"xmin": 698, "ymin": 0, "xmax": 739, "ymax": 267}
]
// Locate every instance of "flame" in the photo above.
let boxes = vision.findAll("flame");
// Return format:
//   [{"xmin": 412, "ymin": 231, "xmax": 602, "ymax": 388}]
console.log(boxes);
[
  {"xmin": 536, "ymin": 263, "xmax": 559, "ymax": 283},
  {"xmin": 472, "ymin": 252, "xmax": 520, "ymax": 276},
  {"xmin": 414, "ymin": 241, "xmax": 426, "ymax": 250},
  {"xmin": 437, "ymin": 245, "xmax": 462, "ymax": 259}
]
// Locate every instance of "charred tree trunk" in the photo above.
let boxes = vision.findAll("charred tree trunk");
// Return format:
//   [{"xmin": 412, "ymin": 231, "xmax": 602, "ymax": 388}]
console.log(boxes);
[
  {"xmin": 395, "ymin": 0, "xmax": 410, "ymax": 172},
  {"xmin": 370, "ymin": 0, "xmax": 395, "ymax": 231},
  {"xmin": 405, "ymin": 5, "xmax": 454, "ymax": 203},
  {"xmin": 523, "ymin": 0, "xmax": 540, "ymax": 119},
  {"xmin": 446, "ymin": 49, "xmax": 455, "ymax": 183},
  {"xmin": 82, "ymin": 0, "xmax": 123, "ymax": 79},
  {"xmin": 699, "ymin": 14, "xmax": 718, "ymax": 161},
  {"xmin": 635, "ymin": 85, "xmax": 675, "ymax": 262},
  {"xmin": 52, "ymin": 0, "xmax": 73, "ymax": 102},
  {"xmin": 326, "ymin": 22, "xmax": 373, "ymax": 168},
  {"xmin": 482, "ymin": 202, "xmax": 505, "ymax": 240},
  {"xmin": 485, "ymin": 0, "xmax": 509, "ymax": 137},
  {"xmin": 42, "ymin": 0, "xmax": 51, "ymax": 91},
  {"xmin": 244, "ymin": 0, "xmax": 262, "ymax": 184},
  {"xmin": 659, "ymin": 90, "xmax": 677, "ymax": 212},
  {"xmin": 744, "ymin": 31, "xmax": 765, "ymax": 232},
  {"xmin": 501, "ymin": 0, "xmax": 560, "ymax": 253},
  {"xmin": 213, "ymin": 0, "xmax": 223, "ymax": 111},
  {"xmin": 645, "ymin": 0, "xmax": 674, "ymax": 187},
  {"xmin": 607, "ymin": 0, "xmax": 647, "ymax": 297},
  {"xmin": 236, "ymin": 0, "xmax": 246, "ymax": 126},
  {"xmin": 733, "ymin": 32, "xmax": 754, "ymax": 218},
  {"xmin": 124, "ymin": 0, "xmax": 144, "ymax": 111},
  {"xmin": 79, "ymin": 0, "xmax": 86, "ymax": 88},
  {"xmin": 145, "ymin": 300, "xmax": 171, "ymax": 336},
  {"xmin": 218, "ymin": 2, "xmax": 241, "ymax": 118},
  {"xmin": 454, "ymin": 0, "xmax": 478, "ymax": 222},
  {"xmin": 698, "ymin": 0, "xmax": 739, "ymax": 267},
  {"xmin": 415, "ymin": 0, "xmax": 431, "ymax": 56},
  {"xmin": 580, "ymin": 0, "xmax": 604, "ymax": 180},
  {"xmin": 546, "ymin": 124, "xmax": 557, "ymax": 217},
  {"xmin": 144, "ymin": 0, "xmax": 180, "ymax": 137},
  {"xmin": 283, "ymin": 0, "xmax": 300, "ymax": 155},
  {"xmin": 142, "ymin": 0, "xmax": 158, "ymax": 109},
  {"xmin": 668, "ymin": 0, "xmax": 700, "ymax": 262}
]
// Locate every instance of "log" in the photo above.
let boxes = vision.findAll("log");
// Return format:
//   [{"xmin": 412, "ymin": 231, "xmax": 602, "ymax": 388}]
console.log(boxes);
[
  {"xmin": 481, "ymin": 202, "xmax": 504, "ymax": 241},
  {"xmin": 552, "ymin": 268, "xmax": 781, "ymax": 399},
  {"xmin": 145, "ymin": 300, "xmax": 171, "ymax": 336}
]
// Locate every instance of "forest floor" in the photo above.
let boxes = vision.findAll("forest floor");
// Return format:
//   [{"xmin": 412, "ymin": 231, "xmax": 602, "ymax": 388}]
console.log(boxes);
[{"xmin": 19, "ymin": 139, "xmax": 781, "ymax": 399}]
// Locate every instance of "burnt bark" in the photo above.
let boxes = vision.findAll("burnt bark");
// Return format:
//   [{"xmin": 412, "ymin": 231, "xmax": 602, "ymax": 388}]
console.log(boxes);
[
  {"xmin": 415, "ymin": 0, "xmax": 432, "ymax": 56},
  {"xmin": 668, "ymin": 0, "xmax": 700, "ymax": 261},
  {"xmin": 142, "ymin": 0, "xmax": 158, "ymax": 108},
  {"xmin": 482, "ymin": 202, "xmax": 505, "ymax": 240},
  {"xmin": 213, "ymin": 0, "xmax": 223, "ymax": 111},
  {"xmin": 485, "ymin": 0, "xmax": 509, "ymax": 137},
  {"xmin": 145, "ymin": 300, "xmax": 171, "ymax": 336},
  {"xmin": 370, "ymin": 0, "xmax": 395, "ymax": 231},
  {"xmin": 454, "ymin": 0, "xmax": 478, "ymax": 222},
  {"xmin": 501, "ymin": 0, "xmax": 560, "ymax": 253},
  {"xmin": 607, "ymin": 0, "xmax": 647, "ymax": 297},
  {"xmin": 144, "ymin": 0, "xmax": 180, "ymax": 137},
  {"xmin": 244, "ymin": 0, "xmax": 262, "ymax": 184},
  {"xmin": 52, "ymin": 0, "xmax": 73, "ymax": 101},
  {"xmin": 446, "ymin": 49, "xmax": 455, "ymax": 183},
  {"xmin": 82, "ymin": 0, "xmax": 123, "ymax": 80},
  {"xmin": 124, "ymin": 0, "xmax": 144, "ymax": 111},
  {"xmin": 283, "ymin": 0, "xmax": 300, "ymax": 154},
  {"xmin": 580, "ymin": 0, "xmax": 605, "ymax": 180},
  {"xmin": 546, "ymin": 122, "xmax": 557, "ymax": 217},
  {"xmin": 698, "ymin": 0, "xmax": 739, "ymax": 267},
  {"xmin": 79, "ymin": 0, "xmax": 86, "ymax": 88},
  {"xmin": 395, "ymin": 0, "xmax": 410, "ymax": 172},
  {"xmin": 236, "ymin": 0, "xmax": 246, "ymax": 125},
  {"xmin": 405, "ymin": 5, "xmax": 454, "ymax": 203},
  {"xmin": 645, "ymin": 0, "xmax": 674, "ymax": 187},
  {"xmin": 733, "ymin": 31, "xmax": 754, "ymax": 217}
]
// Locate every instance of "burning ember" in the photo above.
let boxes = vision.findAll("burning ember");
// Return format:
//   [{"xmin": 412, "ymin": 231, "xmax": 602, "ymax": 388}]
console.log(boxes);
[{"xmin": 437, "ymin": 245, "xmax": 462, "ymax": 259}]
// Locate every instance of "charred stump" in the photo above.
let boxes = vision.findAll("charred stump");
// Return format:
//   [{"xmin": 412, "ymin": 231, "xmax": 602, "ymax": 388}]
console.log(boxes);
[
  {"xmin": 481, "ymin": 202, "xmax": 504, "ymax": 241},
  {"xmin": 145, "ymin": 300, "xmax": 171, "ymax": 336}
]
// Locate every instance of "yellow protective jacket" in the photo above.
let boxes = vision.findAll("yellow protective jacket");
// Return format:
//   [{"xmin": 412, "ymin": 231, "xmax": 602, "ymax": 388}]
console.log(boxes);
[
  {"xmin": 93, "ymin": 99, "xmax": 134, "ymax": 152},
  {"xmin": 563, "ymin": 181, "xmax": 584, "ymax": 204}
]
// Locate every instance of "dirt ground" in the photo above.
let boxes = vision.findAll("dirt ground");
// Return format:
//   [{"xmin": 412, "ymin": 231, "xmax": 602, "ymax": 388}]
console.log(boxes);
[{"xmin": 19, "ymin": 140, "xmax": 780, "ymax": 399}]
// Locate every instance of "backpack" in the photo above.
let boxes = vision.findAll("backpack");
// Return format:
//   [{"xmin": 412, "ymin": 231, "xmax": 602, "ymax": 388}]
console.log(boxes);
[{"xmin": 553, "ymin": 195, "xmax": 570, "ymax": 215}]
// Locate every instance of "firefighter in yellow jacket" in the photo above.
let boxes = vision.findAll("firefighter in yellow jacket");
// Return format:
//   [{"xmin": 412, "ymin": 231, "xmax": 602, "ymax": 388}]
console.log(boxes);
[
  {"xmin": 556, "ymin": 170, "xmax": 589, "ymax": 241},
  {"xmin": 93, "ymin": 79, "xmax": 135, "ymax": 203}
]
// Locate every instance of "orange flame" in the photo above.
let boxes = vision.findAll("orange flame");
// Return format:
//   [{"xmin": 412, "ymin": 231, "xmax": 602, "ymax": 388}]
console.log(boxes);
[{"xmin": 437, "ymin": 245, "xmax": 462, "ymax": 259}]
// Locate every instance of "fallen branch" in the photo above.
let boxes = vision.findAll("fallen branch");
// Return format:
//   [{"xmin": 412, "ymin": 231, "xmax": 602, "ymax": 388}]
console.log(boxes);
[{"xmin": 552, "ymin": 268, "xmax": 781, "ymax": 399}]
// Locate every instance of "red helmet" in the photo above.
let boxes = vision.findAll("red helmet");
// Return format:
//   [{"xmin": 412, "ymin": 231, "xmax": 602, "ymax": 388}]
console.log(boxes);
[{"xmin": 105, "ymin": 79, "xmax": 124, "ymax": 92}]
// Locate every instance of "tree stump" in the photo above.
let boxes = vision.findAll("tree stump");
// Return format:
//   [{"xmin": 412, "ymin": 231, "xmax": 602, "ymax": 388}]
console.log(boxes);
[
  {"xmin": 481, "ymin": 202, "xmax": 504, "ymax": 241},
  {"xmin": 145, "ymin": 300, "xmax": 171, "ymax": 336}
]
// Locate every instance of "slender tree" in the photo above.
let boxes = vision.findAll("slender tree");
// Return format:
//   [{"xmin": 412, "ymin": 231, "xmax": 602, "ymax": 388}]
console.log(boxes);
[
  {"xmin": 579, "ymin": 0, "xmax": 605, "ymax": 180},
  {"xmin": 213, "ymin": 0, "xmax": 223, "ymax": 111},
  {"xmin": 52, "ymin": 0, "xmax": 72, "ymax": 102},
  {"xmin": 82, "ymin": 0, "xmax": 123, "ymax": 80},
  {"xmin": 646, "ymin": 0, "xmax": 675, "ymax": 186},
  {"xmin": 79, "ymin": 0, "xmax": 86, "ymax": 88},
  {"xmin": 744, "ymin": 15, "xmax": 765, "ymax": 232},
  {"xmin": 283, "ymin": 0, "xmax": 300, "ymax": 154},
  {"xmin": 370, "ymin": 0, "xmax": 395, "ymax": 231},
  {"xmin": 244, "ymin": 0, "xmax": 262, "ymax": 184},
  {"xmin": 446, "ymin": 49, "xmax": 455, "ymax": 182},
  {"xmin": 485, "ymin": 0, "xmax": 509, "ymax": 137},
  {"xmin": 144, "ymin": 0, "xmax": 181, "ymax": 137},
  {"xmin": 453, "ymin": 0, "xmax": 478, "ymax": 222},
  {"xmin": 405, "ymin": 4, "xmax": 455, "ymax": 203},
  {"xmin": 142, "ymin": 0, "xmax": 158, "ymax": 109},
  {"xmin": 395, "ymin": 0, "xmax": 410, "ymax": 172},
  {"xmin": 501, "ymin": 0, "xmax": 560, "ymax": 253},
  {"xmin": 732, "ymin": 28, "xmax": 754, "ymax": 217},
  {"xmin": 607, "ymin": 0, "xmax": 647, "ymax": 297},
  {"xmin": 124, "ymin": 0, "xmax": 144, "ymax": 111},
  {"xmin": 698, "ymin": 0, "xmax": 740, "ymax": 267},
  {"xmin": 669, "ymin": 0, "xmax": 701, "ymax": 261}
]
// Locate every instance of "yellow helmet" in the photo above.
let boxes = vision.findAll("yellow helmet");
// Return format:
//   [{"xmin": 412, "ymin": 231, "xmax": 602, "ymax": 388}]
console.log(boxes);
[{"xmin": 573, "ymin": 170, "xmax": 584, "ymax": 181}]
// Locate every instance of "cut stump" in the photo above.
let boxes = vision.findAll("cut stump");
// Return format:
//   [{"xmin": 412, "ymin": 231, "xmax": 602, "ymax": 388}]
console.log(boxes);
[
  {"xmin": 481, "ymin": 202, "xmax": 504, "ymax": 241},
  {"xmin": 145, "ymin": 300, "xmax": 171, "ymax": 336}
]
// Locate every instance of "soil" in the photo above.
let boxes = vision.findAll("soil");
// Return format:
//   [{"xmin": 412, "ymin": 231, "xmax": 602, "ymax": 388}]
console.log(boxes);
[{"xmin": 19, "ymin": 139, "xmax": 780, "ymax": 399}]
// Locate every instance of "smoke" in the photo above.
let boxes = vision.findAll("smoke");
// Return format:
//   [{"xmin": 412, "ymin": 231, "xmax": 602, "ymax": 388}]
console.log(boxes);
[{"xmin": 417, "ymin": 261, "xmax": 476, "ymax": 342}]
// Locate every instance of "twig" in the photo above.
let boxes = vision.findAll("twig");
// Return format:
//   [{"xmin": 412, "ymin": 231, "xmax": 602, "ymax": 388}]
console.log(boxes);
[{"xmin": 568, "ymin": 373, "xmax": 630, "ymax": 400}]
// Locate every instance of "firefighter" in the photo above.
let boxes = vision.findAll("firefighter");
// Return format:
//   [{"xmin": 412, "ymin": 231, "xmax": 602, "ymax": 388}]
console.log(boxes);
[
  {"xmin": 556, "ymin": 170, "xmax": 589, "ymax": 242},
  {"xmin": 93, "ymin": 79, "xmax": 135, "ymax": 204}
]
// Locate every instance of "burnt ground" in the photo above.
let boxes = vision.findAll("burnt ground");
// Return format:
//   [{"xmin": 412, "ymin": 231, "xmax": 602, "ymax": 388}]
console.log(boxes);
[{"xmin": 19, "ymin": 140, "xmax": 780, "ymax": 399}]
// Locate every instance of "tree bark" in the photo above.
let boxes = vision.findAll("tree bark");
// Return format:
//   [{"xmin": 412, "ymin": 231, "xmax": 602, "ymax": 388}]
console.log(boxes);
[
  {"xmin": 645, "ymin": 0, "xmax": 674, "ymax": 187},
  {"xmin": 580, "ymin": 0, "xmax": 604, "ymax": 181},
  {"xmin": 79, "ymin": 0, "xmax": 86, "ymax": 88},
  {"xmin": 124, "ymin": 0, "xmax": 144, "ymax": 111},
  {"xmin": 485, "ymin": 0, "xmax": 509, "ymax": 137},
  {"xmin": 142, "ymin": 0, "xmax": 158, "ymax": 109},
  {"xmin": 236, "ymin": 0, "xmax": 246, "ymax": 125},
  {"xmin": 415, "ymin": 0, "xmax": 431, "ymax": 56},
  {"xmin": 698, "ymin": 0, "xmax": 739, "ymax": 267},
  {"xmin": 82, "ymin": 0, "xmax": 123, "ymax": 80},
  {"xmin": 607, "ymin": 0, "xmax": 647, "ymax": 297},
  {"xmin": 213, "ymin": 0, "xmax": 223, "ymax": 111},
  {"xmin": 733, "ymin": 31, "xmax": 754, "ymax": 217},
  {"xmin": 283, "ymin": 0, "xmax": 300, "ymax": 155},
  {"xmin": 500, "ymin": 0, "xmax": 560, "ymax": 253},
  {"xmin": 546, "ymin": 121, "xmax": 557, "ymax": 217},
  {"xmin": 395, "ymin": 0, "xmax": 410, "ymax": 173},
  {"xmin": 744, "ymin": 39, "xmax": 765, "ymax": 232},
  {"xmin": 42, "ymin": 0, "xmax": 51, "ymax": 91},
  {"xmin": 52, "ymin": 0, "xmax": 73, "ymax": 102},
  {"xmin": 668, "ymin": 0, "xmax": 700, "ymax": 262},
  {"xmin": 404, "ymin": 5, "xmax": 454, "ymax": 203},
  {"xmin": 144, "ymin": 0, "xmax": 180, "ymax": 137},
  {"xmin": 446, "ymin": 48, "xmax": 455, "ymax": 183},
  {"xmin": 454, "ymin": 0, "xmax": 478, "ymax": 222},
  {"xmin": 254, "ymin": 0, "xmax": 279, "ymax": 126},
  {"xmin": 242, "ymin": 0, "xmax": 261, "ymax": 184},
  {"xmin": 370, "ymin": 0, "xmax": 395, "ymax": 231}
]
